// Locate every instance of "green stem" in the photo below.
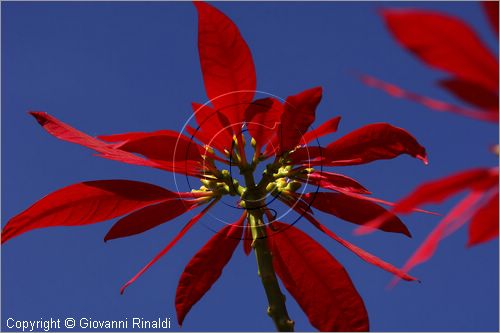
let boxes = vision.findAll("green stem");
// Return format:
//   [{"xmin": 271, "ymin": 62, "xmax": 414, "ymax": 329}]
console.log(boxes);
[{"xmin": 241, "ymin": 168, "xmax": 294, "ymax": 332}]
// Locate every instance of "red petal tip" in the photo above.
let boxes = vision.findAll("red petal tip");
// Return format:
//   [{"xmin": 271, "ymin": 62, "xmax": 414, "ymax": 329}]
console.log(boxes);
[
  {"xmin": 28, "ymin": 110, "xmax": 44, "ymax": 115},
  {"xmin": 311, "ymin": 86, "xmax": 323, "ymax": 95},
  {"xmin": 420, "ymin": 155, "xmax": 429, "ymax": 165},
  {"xmin": 387, "ymin": 275, "xmax": 420, "ymax": 290},
  {"xmin": 29, "ymin": 111, "xmax": 49, "ymax": 124},
  {"xmin": 353, "ymin": 224, "xmax": 411, "ymax": 238},
  {"xmin": 119, "ymin": 285, "xmax": 127, "ymax": 295}
]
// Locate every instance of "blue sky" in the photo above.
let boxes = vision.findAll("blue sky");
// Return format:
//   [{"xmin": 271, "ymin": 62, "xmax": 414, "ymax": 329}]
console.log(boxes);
[{"xmin": 2, "ymin": 1, "xmax": 498, "ymax": 331}]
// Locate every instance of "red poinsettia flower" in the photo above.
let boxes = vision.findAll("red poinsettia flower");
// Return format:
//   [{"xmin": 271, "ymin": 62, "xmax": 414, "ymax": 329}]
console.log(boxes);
[
  {"xmin": 3, "ymin": 2, "xmax": 430, "ymax": 331},
  {"xmin": 358, "ymin": 2, "xmax": 499, "ymax": 282}
]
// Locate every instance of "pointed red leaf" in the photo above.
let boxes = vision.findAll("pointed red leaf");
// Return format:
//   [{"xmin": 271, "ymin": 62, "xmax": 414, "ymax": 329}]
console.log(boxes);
[
  {"xmin": 29, "ymin": 112, "xmax": 204, "ymax": 175},
  {"xmin": 245, "ymin": 98, "xmax": 283, "ymax": 148},
  {"xmin": 303, "ymin": 192, "xmax": 411, "ymax": 236},
  {"xmin": 356, "ymin": 168, "xmax": 498, "ymax": 236},
  {"xmin": 326, "ymin": 123, "xmax": 428, "ymax": 165},
  {"xmin": 120, "ymin": 199, "xmax": 218, "ymax": 294},
  {"xmin": 310, "ymin": 216, "xmax": 417, "ymax": 282},
  {"xmin": 98, "ymin": 130, "xmax": 175, "ymax": 143},
  {"xmin": 194, "ymin": 1, "xmax": 256, "ymax": 128},
  {"xmin": 297, "ymin": 171, "xmax": 370, "ymax": 194},
  {"xmin": 279, "ymin": 87, "xmax": 322, "ymax": 154},
  {"xmin": 439, "ymin": 78, "xmax": 499, "ymax": 111},
  {"xmin": 392, "ymin": 191, "xmax": 486, "ymax": 285},
  {"xmin": 334, "ymin": 191, "xmax": 437, "ymax": 216},
  {"xmin": 468, "ymin": 191, "xmax": 499, "ymax": 246},
  {"xmin": 483, "ymin": 1, "xmax": 499, "ymax": 36},
  {"xmin": 2, "ymin": 180, "xmax": 177, "ymax": 244},
  {"xmin": 393, "ymin": 168, "xmax": 498, "ymax": 214},
  {"xmin": 175, "ymin": 213, "xmax": 244, "ymax": 325},
  {"xmin": 280, "ymin": 197, "xmax": 418, "ymax": 282},
  {"xmin": 360, "ymin": 75, "xmax": 499, "ymax": 122},
  {"xmin": 382, "ymin": 9, "xmax": 498, "ymax": 92},
  {"xmin": 104, "ymin": 199, "xmax": 200, "ymax": 241},
  {"xmin": 29, "ymin": 112, "xmax": 165, "ymax": 168},
  {"xmin": 301, "ymin": 116, "xmax": 341, "ymax": 144},
  {"xmin": 100, "ymin": 130, "xmax": 205, "ymax": 163},
  {"xmin": 269, "ymin": 222, "xmax": 369, "ymax": 332}
]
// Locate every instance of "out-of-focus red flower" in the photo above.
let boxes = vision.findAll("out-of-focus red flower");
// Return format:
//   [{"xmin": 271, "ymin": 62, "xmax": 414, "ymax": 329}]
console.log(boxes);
[
  {"xmin": 359, "ymin": 1, "xmax": 499, "ymax": 281},
  {"xmin": 3, "ymin": 2, "xmax": 430, "ymax": 331}
]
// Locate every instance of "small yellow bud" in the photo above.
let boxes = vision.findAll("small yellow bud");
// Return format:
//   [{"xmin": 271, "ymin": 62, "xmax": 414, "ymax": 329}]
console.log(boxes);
[
  {"xmin": 305, "ymin": 168, "xmax": 314, "ymax": 174},
  {"xmin": 200, "ymin": 179, "xmax": 215, "ymax": 188},
  {"xmin": 285, "ymin": 181, "xmax": 301, "ymax": 192},
  {"xmin": 251, "ymin": 137, "xmax": 257, "ymax": 147},
  {"xmin": 266, "ymin": 182, "xmax": 277, "ymax": 192}
]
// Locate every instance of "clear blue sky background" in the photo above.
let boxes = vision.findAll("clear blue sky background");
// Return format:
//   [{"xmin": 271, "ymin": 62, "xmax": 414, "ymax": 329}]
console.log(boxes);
[{"xmin": 2, "ymin": 1, "xmax": 498, "ymax": 331}]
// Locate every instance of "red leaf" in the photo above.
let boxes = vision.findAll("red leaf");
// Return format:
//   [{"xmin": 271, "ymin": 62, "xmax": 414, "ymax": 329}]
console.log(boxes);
[
  {"xmin": 439, "ymin": 78, "xmax": 499, "ymax": 111},
  {"xmin": 185, "ymin": 124, "xmax": 227, "ymax": 154},
  {"xmin": 103, "ymin": 130, "xmax": 204, "ymax": 163},
  {"xmin": 325, "ymin": 123, "xmax": 428, "ymax": 165},
  {"xmin": 280, "ymin": 197, "xmax": 418, "ymax": 282},
  {"xmin": 311, "ymin": 217, "xmax": 417, "ymax": 282},
  {"xmin": 175, "ymin": 213, "xmax": 245, "ymax": 325},
  {"xmin": 301, "ymin": 116, "xmax": 341, "ymax": 144},
  {"xmin": 2, "ymin": 180, "xmax": 177, "ymax": 244},
  {"xmin": 334, "ymin": 191, "xmax": 437, "ymax": 216},
  {"xmin": 29, "ymin": 112, "xmax": 164, "ymax": 168},
  {"xmin": 279, "ymin": 87, "xmax": 322, "ymax": 154},
  {"xmin": 360, "ymin": 75, "xmax": 499, "ymax": 122},
  {"xmin": 288, "ymin": 146, "xmax": 329, "ymax": 166},
  {"xmin": 287, "ymin": 124, "xmax": 428, "ymax": 167},
  {"xmin": 104, "ymin": 199, "xmax": 200, "ymax": 241},
  {"xmin": 280, "ymin": 193, "xmax": 315, "ymax": 216},
  {"xmin": 245, "ymin": 98, "xmax": 283, "ymax": 148},
  {"xmin": 30, "ymin": 112, "xmax": 203, "ymax": 175},
  {"xmin": 392, "ymin": 191, "xmax": 486, "ymax": 285},
  {"xmin": 120, "ymin": 199, "xmax": 218, "ymax": 294},
  {"xmin": 269, "ymin": 222, "xmax": 369, "ymax": 332},
  {"xmin": 191, "ymin": 102, "xmax": 233, "ymax": 150},
  {"xmin": 355, "ymin": 168, "xmax": 498, "ymax": 236},
  {"xmin": 297, "ymin": 171, "xmax": 371, "ymax": 194},
  {"xmin": 468, "ymin": 191, "xmax": 499, "ymax": 246},
  {"xmin": 483, "ymin": 1, "xmax": 499, "ymax": 36},
  {"xmin": 194, "ymin": 1, "xmax": 256, "ymax": 128},
  {"xmin": 98, "ymin": 130, "xmax": 177, "ymax": 143},
  {"xmin": 382, "ymin": 9, "xmax": 498, "ymax": 92},
  {"xmin": 303, "ymin": 192, "xmax": 411, "ymax": 237},
  {"xmin": 393, "ymin": 168, "xmax": 498, "ymax": 214}
]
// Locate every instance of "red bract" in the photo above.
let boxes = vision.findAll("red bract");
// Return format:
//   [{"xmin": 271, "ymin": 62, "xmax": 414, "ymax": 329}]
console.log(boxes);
[
  {"xmin": 3, "ymin": 2, "xmax": 429, "ymax": 331},
  {"xmin": 269, "ymin": 222, "xmax": 369, "ymax": 332},
  {"xmin": 176, "ymin": 213, "xmax": 246, "ymax": 326},
  {"xmin": 359, "ymin": 2, "xmax": 499, "ymax": 282},
  {"xmin": 362, "ymin": 3, "xmax": 499, "ymax": 122},
  {"xmin": 357, "ymin": 168, "xmax": 499, "ymax": 283}
]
